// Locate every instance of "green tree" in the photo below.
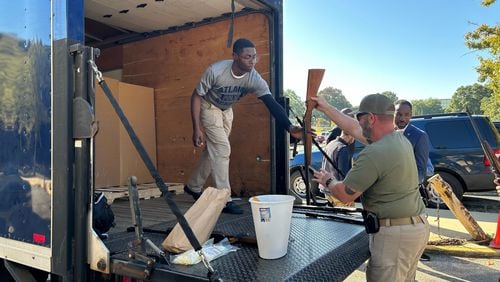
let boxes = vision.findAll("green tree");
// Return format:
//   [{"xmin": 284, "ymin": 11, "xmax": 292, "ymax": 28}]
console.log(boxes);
[
  {"xmin": 481, "ymin": 96, "xmax": 500, "ymax": 120},
  {"xmin": 379, "ymin": 91, "xmax": 399, "ymax": 103},
  {"xmin": 446, "ymin": 83, "xmax": 492, "ymax": 114},
  {"xmin": 283, "ymin": 89, "xmax": 305, "ymax": 124},
  {"xmin": 318, "ymin": 87, "xmax": 352, "ymax": 109},
  {"xmin": 465, "ymin": 0, "xmax": 499, "ymax": 113},
  {"xmin": 411, "ymin": 98, "xmax": 444, "ymax": 116},
  {"xmin": 315, "ymin": 87, "xmax": 352, "ymax": 127}
]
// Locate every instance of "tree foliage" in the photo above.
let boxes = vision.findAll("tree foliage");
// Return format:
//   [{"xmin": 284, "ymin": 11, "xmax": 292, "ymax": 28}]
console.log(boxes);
[
  {"xmin": 446, "ymin": 83, "xmax": 492, "ymax": 114},
  {"xmin": 378, "ymin": 91, "xmax": 399, "ymax": 103},
  {"xmin": 315, "ymin": 87, "xmax": 352, "ymax": 126},
  {"xmin": 284, "ymin": 89, "xmax": 305, "ymax": 124},
  {"xmin": 465, "ymin": 0, "xmax": 499, "ymax": 116},
  {"xmin": 411, "ymin": 98, "xmax": 444, "ymax": 116},
  {"xmin": 318, "ymin": 87, "xmax": 352, "ymax": 110},
  {"xmin": 481, "ymin": 96, "xmax": 500, "ymax": 120},
  {"xmin": 0, "ymin": 34, "xmax": 51, "ymax": 174},
  {"xmin": 0, "ymin": 36, "xmax": 50, "ymax": 137}
]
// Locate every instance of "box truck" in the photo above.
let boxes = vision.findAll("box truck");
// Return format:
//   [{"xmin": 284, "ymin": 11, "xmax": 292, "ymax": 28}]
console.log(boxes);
[{"xmin": 0, "ymin": 1, "xmax": 368, "ymax": 280}]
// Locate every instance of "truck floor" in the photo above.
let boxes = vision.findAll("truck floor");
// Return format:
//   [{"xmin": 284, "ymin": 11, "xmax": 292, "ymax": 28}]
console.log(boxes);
[{"xmin": 104, "ymin": 193, "xmax": 370, "ymax": 281}]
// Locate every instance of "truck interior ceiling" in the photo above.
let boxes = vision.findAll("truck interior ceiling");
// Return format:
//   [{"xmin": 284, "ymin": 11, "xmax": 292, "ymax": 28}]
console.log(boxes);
[{"xmin": 84, "ymin": 0, "xmax": 279, "ymax": 196}]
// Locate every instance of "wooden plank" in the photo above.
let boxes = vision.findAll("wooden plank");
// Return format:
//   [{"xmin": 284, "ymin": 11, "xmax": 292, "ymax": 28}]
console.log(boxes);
[
  {"xmin": 96, "ymin": 182, "xmax": 184, "ymax": 204},
  {"xmin": 427, "ymin": 174, "xmax": 489, "ymax": 241},
  {"xmin": 96, "ymin": 45, "xmax": 123, "ymax": 72}
]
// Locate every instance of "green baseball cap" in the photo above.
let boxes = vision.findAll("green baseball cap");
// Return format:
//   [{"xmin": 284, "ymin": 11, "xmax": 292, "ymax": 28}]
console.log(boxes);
[{"xmin": 355, "ymin": 94, "xmax": 395, "ymax": 120}]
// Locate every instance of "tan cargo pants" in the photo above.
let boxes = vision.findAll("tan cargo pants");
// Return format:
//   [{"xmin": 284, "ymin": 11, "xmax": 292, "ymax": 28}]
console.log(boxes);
[
  {"xmin": 366, "ymin": 215, "xmax": 430, "ymax": 282},
  {"xmin": 186, "ymin": 99, "xmax": 233, "ymax": 195}
]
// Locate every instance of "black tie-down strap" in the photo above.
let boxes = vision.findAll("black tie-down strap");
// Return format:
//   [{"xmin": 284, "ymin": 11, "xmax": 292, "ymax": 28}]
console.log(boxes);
[
  {"xmin": 89, "ymin": 61, "xmax": 221, "ymax": 281},
  {"xmin": 295, "ymin": 116, "xmax": 345, "ymax": 179}
]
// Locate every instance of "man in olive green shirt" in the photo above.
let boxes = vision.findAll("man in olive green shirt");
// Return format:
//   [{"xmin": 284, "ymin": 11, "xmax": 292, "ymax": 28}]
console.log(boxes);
[{"xmin": 312, "ymin": 94, "xmax": 429, "ymax": 281}]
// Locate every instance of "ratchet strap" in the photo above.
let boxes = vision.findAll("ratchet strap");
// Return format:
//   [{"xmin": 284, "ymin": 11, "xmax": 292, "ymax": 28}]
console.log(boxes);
[
  {"xmin": 88, "ymin": 60, "xmax": 221, "ymax": 281},
  {"xmin": 227, "ymin": 0, "xmax": 235, "ymax": 48},
  {"xmin": 289, "ymin": 108, "xmax": 345, "ymax": 179}
]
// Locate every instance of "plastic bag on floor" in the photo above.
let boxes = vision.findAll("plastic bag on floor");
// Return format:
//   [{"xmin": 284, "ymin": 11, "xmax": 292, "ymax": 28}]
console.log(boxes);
[{"xmin": 170, "ymin": 237, "xmax": 239, "ymax": 265}]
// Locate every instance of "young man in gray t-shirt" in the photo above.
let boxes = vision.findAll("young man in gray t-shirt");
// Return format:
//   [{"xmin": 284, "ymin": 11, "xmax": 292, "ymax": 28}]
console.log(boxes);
[{"xmin": 184, "ymin": 38, "xmax": 303, "ymax": 214}]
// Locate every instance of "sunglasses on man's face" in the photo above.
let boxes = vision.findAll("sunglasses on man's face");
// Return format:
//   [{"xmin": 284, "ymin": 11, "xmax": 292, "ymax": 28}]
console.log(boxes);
[{"xmin": 356, "ymin": 112, "xmax": 370, "ymax": 121}]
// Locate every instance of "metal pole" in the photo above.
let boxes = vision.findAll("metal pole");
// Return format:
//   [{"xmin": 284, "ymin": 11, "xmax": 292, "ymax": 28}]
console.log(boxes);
[{"xmin": 72, "ymin": 44, "xmax": 90, "ymax": 282}]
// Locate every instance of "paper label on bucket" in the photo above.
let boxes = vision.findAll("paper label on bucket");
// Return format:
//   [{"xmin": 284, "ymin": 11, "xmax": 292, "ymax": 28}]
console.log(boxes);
[{"xmin": 259, "ymin": 207, "xmax": 271, "ymax": 222}]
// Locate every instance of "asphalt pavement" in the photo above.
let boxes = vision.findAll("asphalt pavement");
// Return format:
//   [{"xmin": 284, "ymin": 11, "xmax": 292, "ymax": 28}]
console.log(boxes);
[{"xmin": 345, "ymin": 192, "xmax": 500, "ymax": 281}]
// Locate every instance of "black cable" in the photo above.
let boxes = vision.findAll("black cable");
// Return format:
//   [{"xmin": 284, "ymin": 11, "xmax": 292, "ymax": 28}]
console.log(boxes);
[
  {"xmin": 226, "ymin": 0, "xmax": 235, "ymax": 48},
  {"xmin": 294, "ymin": 116, "xmax": 345, "ymax": 179}
]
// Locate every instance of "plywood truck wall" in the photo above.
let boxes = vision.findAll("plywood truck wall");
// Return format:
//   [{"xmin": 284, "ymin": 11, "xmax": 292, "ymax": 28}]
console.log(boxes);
[{"xmin": 97, "ymin": 13, "xmax": 272, "ymax": 195}]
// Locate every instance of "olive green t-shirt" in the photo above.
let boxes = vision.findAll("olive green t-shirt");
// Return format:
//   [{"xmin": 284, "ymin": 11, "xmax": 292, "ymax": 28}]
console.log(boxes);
[{"xmin": 344, "ymin": 131, "xmax": 426, "ymax": 218}]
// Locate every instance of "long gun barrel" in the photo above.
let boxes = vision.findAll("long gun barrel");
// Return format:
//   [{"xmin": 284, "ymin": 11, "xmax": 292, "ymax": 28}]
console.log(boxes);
[{"xmin": 465, "ymin": 108, "xmax": 500, "ymax": 179}]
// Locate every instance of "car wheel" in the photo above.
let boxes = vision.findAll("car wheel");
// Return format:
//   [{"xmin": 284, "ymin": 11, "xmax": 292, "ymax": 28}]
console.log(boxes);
[
  {"xmin": 425, "ymin": 172, "xmax": 464, "ymax": 209},
  {"xmin": 289, "ymin": 169, "xmax": 322, "ymax": 203},
  {"xmin": 290, "ymin": 169, "xmax": 307, "ymax": 200}
]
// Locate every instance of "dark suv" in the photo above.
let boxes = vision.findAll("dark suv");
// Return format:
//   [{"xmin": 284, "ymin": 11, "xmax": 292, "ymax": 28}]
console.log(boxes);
[{"xmin": 411, "ymin": 113, "xmax": 500, "ymax": 207}]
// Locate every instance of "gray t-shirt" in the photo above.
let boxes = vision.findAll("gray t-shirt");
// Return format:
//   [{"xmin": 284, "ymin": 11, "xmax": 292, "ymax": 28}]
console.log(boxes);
[
  {"xmin": 195, "ymin": 60, "xmax": 271, "ymax": 110},
  {"xmin": 343, "ymin": 131, "xmax": 426, "ymax": 219}
]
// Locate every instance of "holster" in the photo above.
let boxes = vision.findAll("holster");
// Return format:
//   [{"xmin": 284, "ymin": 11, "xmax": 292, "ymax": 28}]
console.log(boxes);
[{"xmin": 361, "ymin": 210, "xmax": 380, "ymax": 234}]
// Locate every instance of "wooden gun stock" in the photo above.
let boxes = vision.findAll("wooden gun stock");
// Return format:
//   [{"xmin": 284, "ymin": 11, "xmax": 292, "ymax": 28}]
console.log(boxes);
[
  {"xmin": 303, "ymin": 69, "xmax": 325, "ymax": 205},
  {"xmin": 304, "ymin": 69, "xmax": 325, "ymax": 165},
  {"xmin": 305, "ymin": 69, "xmax": 326, "ymax": 110}
]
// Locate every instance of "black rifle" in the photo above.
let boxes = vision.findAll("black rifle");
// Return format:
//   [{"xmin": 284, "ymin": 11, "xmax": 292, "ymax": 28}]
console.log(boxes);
[{"xmin": 465, "ymin": 108, "xmax": 500, "ymax": 179}]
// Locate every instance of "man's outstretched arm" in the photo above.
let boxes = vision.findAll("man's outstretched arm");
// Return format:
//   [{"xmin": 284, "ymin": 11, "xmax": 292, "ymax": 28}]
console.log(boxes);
[{"xmin": 259, "ymin": 94, "xmax": 303, "ymax": 139}]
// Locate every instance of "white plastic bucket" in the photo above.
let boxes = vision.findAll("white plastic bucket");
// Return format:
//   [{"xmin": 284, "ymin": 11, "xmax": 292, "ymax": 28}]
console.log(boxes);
[{"xmin": 248, "ymin": 195, "xmax": 295, "ymax": 259}]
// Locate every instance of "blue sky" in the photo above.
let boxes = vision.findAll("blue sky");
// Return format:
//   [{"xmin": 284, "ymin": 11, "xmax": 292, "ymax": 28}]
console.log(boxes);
[
  {"xmin": 1, "ymin": 2, "xmax": 51, "ymax": 44},
  {"xmin": 283, "ymin": 1, "xmax": 500, "ymax": 106}
]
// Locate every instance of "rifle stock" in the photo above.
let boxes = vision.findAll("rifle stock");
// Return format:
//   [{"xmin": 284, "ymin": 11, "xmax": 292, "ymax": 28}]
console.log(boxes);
[
  {"xmin": 304, "ymin": 69, "xmax": 325, "ymax": 205},
  {"xmin": 304, "ymin": 69, "xmax": 325, "ymax": 164}
]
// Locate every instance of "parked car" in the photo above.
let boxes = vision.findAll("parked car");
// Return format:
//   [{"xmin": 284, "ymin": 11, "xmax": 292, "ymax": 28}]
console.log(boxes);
[
  {"xmin": 289, "ymin": 148, "xmax": 322, "ymax": 200},
  {"xmin": 411, "ymin": 113, "xmax": 500, "ymax": 207},
  {"xmin": 289, "ymin": 142, "xmax": 364, "ymax": 201},
  {"xmin": 494, "ymin": 121, "xmax": 500, "ymax": 133}
]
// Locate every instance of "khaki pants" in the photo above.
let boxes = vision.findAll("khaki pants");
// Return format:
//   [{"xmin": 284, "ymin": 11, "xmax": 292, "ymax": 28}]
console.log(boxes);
[
  {"xmin": 366, "ymin": 215, "xmax": 430, "ymax": 282},
  {"xmin": 187, "ymin": 99, "xmax": 233, "ymax": 195}
]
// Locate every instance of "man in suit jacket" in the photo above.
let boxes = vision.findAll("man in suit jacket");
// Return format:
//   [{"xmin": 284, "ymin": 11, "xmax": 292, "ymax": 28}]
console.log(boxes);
[
  {"xmin": 395, "ymin": 99, "xmax": 432, "ymax": 262},
  {"xmin": 394, "ymin": 100, "xmax": 430, "ymax": 185}
]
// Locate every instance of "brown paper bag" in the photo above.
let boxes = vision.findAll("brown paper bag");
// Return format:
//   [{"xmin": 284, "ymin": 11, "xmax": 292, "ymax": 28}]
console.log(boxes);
[
  {"xmin": 162, "ymin": 187, "xmax": 230, "ymax": 253},
  {"xmin": 326, "ymin": 195, "xmax": 355, "ymax": 208}
]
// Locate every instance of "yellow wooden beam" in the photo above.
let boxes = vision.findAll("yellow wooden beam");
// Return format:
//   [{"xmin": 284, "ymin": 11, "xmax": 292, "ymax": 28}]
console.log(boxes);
[{"xmin": 427, "ymin": 174, "xmax": 489, "ymax": 242}]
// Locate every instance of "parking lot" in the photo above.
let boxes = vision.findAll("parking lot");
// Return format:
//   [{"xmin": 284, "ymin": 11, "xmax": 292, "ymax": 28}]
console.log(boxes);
[{"xmin": 346, "ymin": 191, "xmax": 500, "ymax": 282}]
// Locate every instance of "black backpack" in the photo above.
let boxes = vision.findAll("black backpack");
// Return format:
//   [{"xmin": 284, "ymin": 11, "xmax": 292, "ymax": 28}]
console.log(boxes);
[{"xmin": 93, "ymin": 192, "xmax": 115, "ymax": 238}]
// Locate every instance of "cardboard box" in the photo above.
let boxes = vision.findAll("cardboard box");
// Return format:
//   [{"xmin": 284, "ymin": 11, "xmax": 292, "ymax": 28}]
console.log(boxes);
[{"xmin": 95, "ymin": 77, "xmax": 156, "ymax": 188}]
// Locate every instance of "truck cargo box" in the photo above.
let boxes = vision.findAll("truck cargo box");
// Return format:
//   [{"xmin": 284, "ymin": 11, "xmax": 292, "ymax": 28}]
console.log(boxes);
[{"xmin": 0, "ymin": 1, "xmax": 369, "ymax": 280}]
